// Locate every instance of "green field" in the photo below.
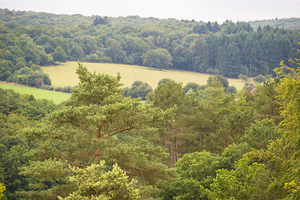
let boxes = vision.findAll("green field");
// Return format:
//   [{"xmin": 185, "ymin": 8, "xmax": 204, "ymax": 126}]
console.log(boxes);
[
  {"xmin": 41, "ymin": 62, "xmax": 246, "ymax": 90},
  {"xmin": 0, "ymin": 83, "xmax": 71, "ymax": 104}
]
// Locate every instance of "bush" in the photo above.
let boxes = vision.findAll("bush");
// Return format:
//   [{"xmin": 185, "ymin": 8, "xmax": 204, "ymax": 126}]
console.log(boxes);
[
  {"xmin": 183, "ymin": 82, "xmax": 200, "ymax": 93},
  {"xmin": 207, "ymin": 75, "xmax": 229, "ymax": 88},
  {"xmin": 238, "ymin": 74, "xmax": 248, "ymax": 82},
  {"xmin": 226, "ymin": 86, "xmax": 237, "ymax": 94},
  {"xmin": 128, "ymin": 81, "xmax": 153, "ymax": 100},
  {"xmin": 62, "ymin": 86, "xmax": 72, "ymax": 93},
  {"xmin": 253, "ymin": 74, "xmax": 267, "ymax": 83},
  {"xmin": 55, "ymin": 87, "xmax": 62, "ymax": 92}
]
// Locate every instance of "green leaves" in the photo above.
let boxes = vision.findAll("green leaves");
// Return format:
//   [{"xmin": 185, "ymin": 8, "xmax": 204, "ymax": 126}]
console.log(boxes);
[
  {"xmin": 0, "ymin": 183, "xmax": 5, "ymax": 199},
  {"xmin": 207, "ymin": 159, "xmax": 273, "ymax": 200},
  {"xmin": 52, "ymin": 46, "xmax": 67, "ymax": 64},
  {"xmin": 19, "ymin": 62, "xmax": 170, "ymax": 198},
  {"xmin": 58, "ymin": 161, "xmax": 140, "ymax": 200},
  {"xmin": 141, "ymin": 48, "xmax": 173, "ymax": 70}
]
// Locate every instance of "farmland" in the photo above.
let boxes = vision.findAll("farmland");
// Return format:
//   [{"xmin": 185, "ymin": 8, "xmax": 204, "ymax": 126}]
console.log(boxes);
[
  {"xmin": 41, "ymin": 61, "xmax": 246, "ymax": 90},
  {"xmin": 0, "ymin": 82, "xmax": 71, "ymax": 104}
]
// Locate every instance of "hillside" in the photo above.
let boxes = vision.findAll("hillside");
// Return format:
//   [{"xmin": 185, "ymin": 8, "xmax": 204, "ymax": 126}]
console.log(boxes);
[
  {"xmin": 0, "ymin": 82, "xmax": 71, "ymax": 104},
  {"xmin": 0, "ymin": 8, "xmax": 179, "ymax": 26},
  {"xmin": 250, "ymin": 17, "xmax": 300, "ymax": 30}
]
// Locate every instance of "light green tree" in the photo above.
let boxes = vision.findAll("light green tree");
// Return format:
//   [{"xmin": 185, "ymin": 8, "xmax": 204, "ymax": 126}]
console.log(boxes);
[
  {"xmin": 58, "ymin": 161, "xmax": 140, "ymax": 200},
  {"xmin": 0, "ymin": 183, "xmax": 5, "ymax": 199},
  {"xmin": 206, "ymin": 158, "xmax": 273, "ymax": 200},
  {"xmin": 220, "ymin": 44, "xmax": 300, "ymax": 199}
]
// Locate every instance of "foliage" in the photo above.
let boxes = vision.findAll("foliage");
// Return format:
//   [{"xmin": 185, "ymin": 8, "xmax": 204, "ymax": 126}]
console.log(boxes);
[
  {"xmin": 18, "ymin": 62, "xmax": 172, "ymax": 199},
  {"xmin": 148, "ymin": 80, "xmax": 205, "ymax": 165},
  {"xmin": 241, "ymin": 77, "xmax": 282, "ymax": 124},
  {"xmin": 160, "ymin": 143, "xmax": 249, "ymax": 199},
  {"xmin": 93, "ymin": 16, "xmax": 109, "ymax": 26},
  {"xmin": 253, "ymin": 74, "xmax": 267, "ymax": 83},
  {"xmin": 57, "ymin": 161, "xmax": 140, "ymax": 200},
  {"xmin": 0, "ymin": 183, "xmax": 5, "ymax": 199},
  {"xmin": 238, "ymin": 74, "xmax": 248, "ymax": 82},
  {"xmin": 241, "ymin": 119, "xmax": 282, "ymax": 150},
  {"xmin": 126, "ymin": 81, "xmax": 153, "ymax": 100},
  {"xmin": 207, "ymin": 75, "xmax": 229, "ymax": 89},
  {"xmin": 183, "ymin": 82, "xmax": 199, "ymax": 93},
  {"xmin": 227, "ymin": 45, "xmax": 300, "ymax": 200},
  {"xmin": 250, "ymin": 18, "xmax": 300, "ymax": 30},
  {"xmin": 0, "ymin": 88, "xmax": 61, "ymax": 199},
  {"xmin": 1, "ymin": 8, "xmax": 299, "ymax": 93},
  {"xmin": 52, "ymin": 46, "xmax": 67, "ymax": 64},
  {"xmin": 142, "ymin": 48, "xmax": 173, "ymax": 70},
  {"xmin": 2, "ymin": 8, "xmax": 300, "ymax": 199},
  {"xmin": 226, "ymin": 85, "xmax": 237, "ymax": 94},
  {"xmin": 206, "ymin": 158, "xmax": 274, "ymax": 200},
  {"xmin": 157, "ymin": 78, "xmax": 173, "ymax": 86}
]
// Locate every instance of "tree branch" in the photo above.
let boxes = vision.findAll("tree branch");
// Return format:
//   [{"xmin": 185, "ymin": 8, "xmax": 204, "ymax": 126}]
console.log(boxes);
[
  {"xmin": 100, "ymin": 125, "xmax": 126, "ymax": 137},
  {"xmin": 54, "ymin": 136, "xmax": 91, "ymax": 144},
  {"xmin": 60, "ymin": 120, "xmax": 97, "ymax": 136},
  {"xmin": 99, "ymin": 127, "xmax": 133, "ymax": 142},
  {"xmin": 116, "ymin": 161, "xmax": 155, "ymax": 172}
]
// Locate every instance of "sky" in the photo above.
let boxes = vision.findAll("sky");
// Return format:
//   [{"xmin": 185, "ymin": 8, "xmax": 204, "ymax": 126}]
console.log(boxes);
[{"xmin": 1, "ymin": 0, "xmax": 300, "ymax": 23}]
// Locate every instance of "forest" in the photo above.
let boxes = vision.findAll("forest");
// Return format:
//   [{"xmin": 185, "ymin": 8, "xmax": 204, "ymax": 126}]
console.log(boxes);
[
  {"xmin": 1, "ymin": 8, "xmax": 300, "ymax": 200},
  {"xmin": 1, "ymin": 8, "xmax": 300, "ymax": 89},
  {"xmin": 1, "ymin": 56, "xmax": 300, "ymax": 199}
]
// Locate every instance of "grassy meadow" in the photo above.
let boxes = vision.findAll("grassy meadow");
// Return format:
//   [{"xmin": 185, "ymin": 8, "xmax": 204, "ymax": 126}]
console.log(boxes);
[
  {"xmin": 41, "ymin": 61, "xmax": 247, "ymax": 90},
  {"xmin": 0, "ymin": 82, "xmax": 71, "ymax": 104}
]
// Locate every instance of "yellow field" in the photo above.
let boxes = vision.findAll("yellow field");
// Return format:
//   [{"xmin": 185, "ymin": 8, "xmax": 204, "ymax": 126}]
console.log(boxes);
[{"xmin": 41, "ymin": 62, "xmax": 246, "ymax": 90}]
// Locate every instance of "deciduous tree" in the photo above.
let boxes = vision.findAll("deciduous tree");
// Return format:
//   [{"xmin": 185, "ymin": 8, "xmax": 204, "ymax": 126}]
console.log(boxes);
[{"xmin": 52, "ymin": 46, "xmax": 67, "ymax": 64}]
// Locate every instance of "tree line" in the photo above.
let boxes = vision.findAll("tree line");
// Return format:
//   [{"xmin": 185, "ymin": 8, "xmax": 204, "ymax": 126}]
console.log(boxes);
[{"xmin": 1, "ymin": 9, "xmax": 300, "ymax": 89}]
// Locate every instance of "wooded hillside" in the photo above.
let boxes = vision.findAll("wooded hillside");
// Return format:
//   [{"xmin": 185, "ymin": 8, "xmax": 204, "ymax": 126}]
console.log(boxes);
[
  {"xmin": 1, "ymin": 8, "xmax": 300, "ymax": 200},
  {"xmin": 1, "ymin": 8, "xmax": 300, "ymax": 91}
]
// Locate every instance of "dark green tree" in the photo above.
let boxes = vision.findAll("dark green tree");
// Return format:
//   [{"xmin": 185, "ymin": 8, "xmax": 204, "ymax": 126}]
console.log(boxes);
[
  {"xmin": 52, "ymin": 46, "xmax": 67, "ymax": 64},
  {"xmin": 183, "ymin": 82, "xmax": 200, "ymax": 93},
  {"xmin": 127, "ymin": 81, "xmax": 153, "ymax": 100},
  {"xmin": 141, "ymin": 48, "xmax": 172, "ymax": 70}
]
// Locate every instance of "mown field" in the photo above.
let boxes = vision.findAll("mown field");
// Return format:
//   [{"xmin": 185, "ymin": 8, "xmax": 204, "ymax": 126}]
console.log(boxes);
[
  {"xmin": 0, "ymin": 82, "xmax": 71, "ymax": 104},
  {"xmin": 41, "ymin": 61, "xmax": 246, "ymax": 90}
]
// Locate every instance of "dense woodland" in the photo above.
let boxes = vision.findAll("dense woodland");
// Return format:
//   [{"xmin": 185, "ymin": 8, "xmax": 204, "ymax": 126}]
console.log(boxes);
[
  {"xmin": 1, "ymin": 56, "xmax": 300, "ymax": 199},
  {"xmin": 1, "ymin": 8, "xmax": 300, "ymax": 89},
  {"xmin": 1, "ymin": 8, "xmax": 300, "ymax": 200}
]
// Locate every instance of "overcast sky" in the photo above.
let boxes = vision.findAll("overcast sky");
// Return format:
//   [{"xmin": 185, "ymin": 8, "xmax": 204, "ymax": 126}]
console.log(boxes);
[{"xmin": 1, "ymin": 0, "xmax": 300, "ymax": 23}]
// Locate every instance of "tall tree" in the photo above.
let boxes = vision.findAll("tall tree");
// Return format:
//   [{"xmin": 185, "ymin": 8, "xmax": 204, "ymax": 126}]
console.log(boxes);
[
  {"xmin": 149, "ymin": 81, "xmax": 199, "ymax": 165},
  {"xmin": 189, "ymin": 37, "xmax": 209, "ymax": 72},
  {"xmin": 18, "ymin": 62, "xmax": 172, "ymax": 199}
]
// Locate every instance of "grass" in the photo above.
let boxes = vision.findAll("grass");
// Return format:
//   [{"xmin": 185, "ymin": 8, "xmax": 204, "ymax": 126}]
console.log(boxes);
[
  {"xmin": 41, "ymin": 61, "xmax": 247, "ymax": 91},
  {"xmin": 0, "ymin": 83, "xmax": 71, "ymax": 104}
]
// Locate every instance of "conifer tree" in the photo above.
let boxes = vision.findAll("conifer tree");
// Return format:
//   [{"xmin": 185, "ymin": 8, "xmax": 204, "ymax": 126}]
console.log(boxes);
[{"xmin": 18, "ymin": 62, "xmax": 172, "ymax": 199}]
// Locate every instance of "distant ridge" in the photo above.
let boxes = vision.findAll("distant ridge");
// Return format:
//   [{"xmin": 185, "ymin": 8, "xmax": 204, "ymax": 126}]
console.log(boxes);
[
  {"xmin": 250, "ymin": 17, "xmax": 300, "ymax": 30},
  {"xmin": 0, "ymin": 8, "xmax": 178, "ymax": 26}
]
